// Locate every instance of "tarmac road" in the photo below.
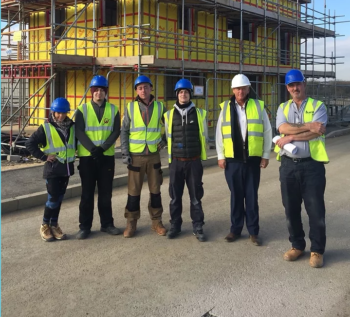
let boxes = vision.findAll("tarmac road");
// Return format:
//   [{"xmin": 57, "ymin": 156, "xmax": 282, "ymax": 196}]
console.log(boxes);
[{"xmin": 1, "ymin": 135, "xmax": 350, "ymax": 317}]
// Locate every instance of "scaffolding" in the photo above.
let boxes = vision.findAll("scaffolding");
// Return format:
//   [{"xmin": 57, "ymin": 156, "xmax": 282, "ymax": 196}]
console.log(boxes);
[{"xmin": 1, "ymin": 0, "xmax": 349, "ymax": 154}]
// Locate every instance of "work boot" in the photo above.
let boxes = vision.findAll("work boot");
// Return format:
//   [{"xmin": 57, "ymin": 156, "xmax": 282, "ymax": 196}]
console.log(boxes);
[
  {"xmin": 76, "ymin": 229, "xmax": 91, "ymax": 240},
  {"xmin": 309, "ymin": 252, "xmax": 324, "ymax": 268},
  {"xmin": 40, "ymin": 224, "xmax": 54, "ymax": 242},
  {"xmin": 249, "ymin": 235, "xmax": 261, "ymax": 246},
  {"xmin": 224, "ymin": 232, "xmax": 241, "ymax": 242},
  {"xmin": 151, "ymin": 220, "xmax": 167, "ymax": 236},
  {"xmin": 101, "ymin": 225, "xmax": 121, "ymax": 235},
  {"xmin": 50, "ymin": 224, "xmax": 67, "ymax": 240},
  {"xmin": 124, "ymin": 219, "xmax": 137, "ymax": 238},
  {"xmin": 193, "ymin": 228, "xmax": 206, "ymax": 242},
  {"xmin": 167, "ymin": 224, "xmax": 181, "ymax": 239},
  {"xmin": 283, "ymin": 248, "xmax": 304, "ymax": 261}
]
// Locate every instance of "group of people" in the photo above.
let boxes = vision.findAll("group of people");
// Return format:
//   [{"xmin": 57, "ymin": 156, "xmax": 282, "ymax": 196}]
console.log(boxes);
[{"xmin": 26, "ymin": 68, "xmax": 329, "ymax": 268}]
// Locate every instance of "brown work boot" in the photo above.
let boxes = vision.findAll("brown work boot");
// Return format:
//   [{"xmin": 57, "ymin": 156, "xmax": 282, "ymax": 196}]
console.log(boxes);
[
  {"xmin": 249, "ymin": 235, "xmax": 261, "ymax": 246},
  {"xmin": 283, "ymin": 248, "xmax": 304, "ymax": 261},
  {"xmin": 50, "ymin": 224, "xmax": 67, "ymax": 240},
  {"xmin": 40, "ymin": 224, "xmax": 54, "ymax": 242},
  {"xmin": 123, "ymin": 219, "xmax": 137, "ymax": 238},
  {"xmin": 225, "ymin": 232, "xmax": 241, "ymax": 242},
  {"xmin": 309, "ymin": 252, "xmax": 324, "ymax": 268},
  {"xmin": 151, "ymin": 220, "xmax": 167, "ymax": 236}
]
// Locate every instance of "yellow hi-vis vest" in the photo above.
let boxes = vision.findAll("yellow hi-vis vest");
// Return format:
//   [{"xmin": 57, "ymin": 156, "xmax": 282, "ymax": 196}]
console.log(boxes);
[
  {"xmin": 164, "ymin": 107, "xmax": 207, "ymax": 163},
  {"xmin": 219, "ymin": 99, "xmax": 264, "ymax": 158},
  {"xmin": 77, "ymin": 102, "xmax": 118, "ymax": 157},
  {"xmin": 274, "ymin": 98, "xmax": 329, "ymax": 163},
  {"xmin": 127, "ymin": 101, "xmax": 163, "ymax": 154},
  {"xmin": 40, "ymin": 122, "xmax": 76, "ymax": 163}
]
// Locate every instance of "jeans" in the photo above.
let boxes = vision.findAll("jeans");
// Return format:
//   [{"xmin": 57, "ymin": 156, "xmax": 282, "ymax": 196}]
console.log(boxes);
[{"xmin": 280, "ymin": 157, "xmax": 326, "ymax": 254}]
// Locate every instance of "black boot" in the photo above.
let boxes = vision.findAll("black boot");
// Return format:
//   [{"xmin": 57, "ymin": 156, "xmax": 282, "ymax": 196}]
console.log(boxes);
[
  {"xmin": 167, "ymin": 224, "xmax": 181, "ymax": 239},
  {"xmin": 193, "ymin": 227, "xmax": 206, "ymax": 242}
]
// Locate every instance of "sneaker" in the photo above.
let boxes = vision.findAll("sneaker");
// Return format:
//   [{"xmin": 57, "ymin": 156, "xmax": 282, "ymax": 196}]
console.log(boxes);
[
  {"xmin": 283, "ymin": 248, "xmax": 304, "ymax": 261},
  {"xmin": 76, "ymin": 229, "xmax": 91, "ymax": 240},
  {"xmin": 193, "ymin": 228, "xmax": 206, "ymax": 242},
  {"xmin": 167, "ymin": 225, "xmax": 181, "ymax": 239},
  {"xmin": 50, "ymin": 224, "xmax": 67, "ymax": 240},
  {"xmin": 309, "ymin": 252, "xmax": 324, "ymax": 268},
  {"xmin": 40, "ymin": 224, "xmax": 54, "ymax": 242},
  {"xmin": 100, "ymin": 226, "xmax": 121, "ymax": 235}
]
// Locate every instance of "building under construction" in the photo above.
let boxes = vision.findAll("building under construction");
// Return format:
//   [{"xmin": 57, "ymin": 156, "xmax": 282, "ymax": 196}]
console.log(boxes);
[{"xmin": 1, "ymin": 0, "xmax": 347, "ymax": 149}]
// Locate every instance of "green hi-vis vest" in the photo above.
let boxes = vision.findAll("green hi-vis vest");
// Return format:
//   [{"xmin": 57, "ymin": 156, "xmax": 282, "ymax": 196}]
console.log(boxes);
[
  {"xmin": 164, "ymin": 107, "xmax": 207, "ymax": 163},
  {"xmin": 40, "ymin": 122, "xmax": 75, "ymax": 163},
  {"xmin": 77, "ymin": 102, "xmax": 118, "ymax": 157},
  {"xmin": 219, "ymin": 99, "xmax": 264, "ymax": 158},
  {"xmin": 127, "ymin": 101, "xmax": 163, "ymax": 154},
  {"xmin": 274, "ymin": 98, "xmax": 329, "ymax": 163}
]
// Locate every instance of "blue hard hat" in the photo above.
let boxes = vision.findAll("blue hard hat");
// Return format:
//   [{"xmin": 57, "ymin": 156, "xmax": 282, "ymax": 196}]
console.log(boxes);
[
  {"xmin": 174, "ymin": 79, "xmax": 193, "ymax": 93},
  {"xmin": 134, "ymin": 75, "xmax": 153, "ymax": 89},
  {"xmin": 285, "ymin": 69, "xmax": 305, "ymax": 85},
  {"xmin": 90, "ymin": 75, "xmax": 108, "ymax": 88},
  {"xmin": 51, "ymin": 98, "xmax": 70, "ymax": 113}
]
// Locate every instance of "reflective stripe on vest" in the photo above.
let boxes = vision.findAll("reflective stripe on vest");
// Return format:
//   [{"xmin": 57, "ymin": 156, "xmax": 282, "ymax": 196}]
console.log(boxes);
[
  {"xmin": 164, "ymin": 107, "xmax": 207, "ymax": 163},
  {"xmin": 77, "ymin": 102, "xmax": 118, "ymax": 156},
  {"xmin": 274, "ymin": 98, "xmax": 329, "ymax": 163},
  {"xmin": 220, "ymin": 99, "xmax": 264, "ymax": 158},
  {"xmin": 41, "ymin": 122, "xmax": 76, "ymax": 163},
  {"xmin": 128, "ymin": 101, "xmax": 163, "ymax": 153}
]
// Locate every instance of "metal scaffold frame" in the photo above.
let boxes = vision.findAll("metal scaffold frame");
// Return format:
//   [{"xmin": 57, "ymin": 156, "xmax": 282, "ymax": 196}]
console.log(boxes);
[{"xmin": 1, "ymin": 0, "xmax": 349, "ymax": 154}]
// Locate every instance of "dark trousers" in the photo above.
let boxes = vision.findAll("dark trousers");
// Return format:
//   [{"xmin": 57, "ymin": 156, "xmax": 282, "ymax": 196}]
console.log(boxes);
[
  {"xmin": 224, "ymin": 158, "xmax": 261, "ymax": 236},
  {"xmin": 280, "ymin": 157, "xmax": 326, "ymax": 254},
  {"xmin": 43, "ymin": 177, "xmax": 69, "ymax": 224},
  {"xmin": 78, "ymin": 156, "xmax": 115, "ymax": 230},
  {"xmin": 169, "ymin": 158, "xmax": 204, "ymax": 229}
]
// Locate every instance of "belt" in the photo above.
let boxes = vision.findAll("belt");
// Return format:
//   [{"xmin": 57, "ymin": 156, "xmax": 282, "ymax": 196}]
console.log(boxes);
[
  {"xmin": 173, "ymin": 156, "xmax": 200, "ymax": 162},
  {"xmin": 282, "ymin": 156, "xmax": 313, "ymax": 163}
]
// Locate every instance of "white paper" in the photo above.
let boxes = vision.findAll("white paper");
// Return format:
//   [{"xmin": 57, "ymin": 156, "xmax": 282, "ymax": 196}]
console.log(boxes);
[{"xmin": 272, "ymin": 136, "xmax": 298, "ymax": 155}]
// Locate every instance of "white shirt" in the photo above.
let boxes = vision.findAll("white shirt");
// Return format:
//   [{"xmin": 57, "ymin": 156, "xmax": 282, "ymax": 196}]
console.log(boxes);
[{"xmin": 216, "ymin": 100, "xmax": 272, "ymax": 160}]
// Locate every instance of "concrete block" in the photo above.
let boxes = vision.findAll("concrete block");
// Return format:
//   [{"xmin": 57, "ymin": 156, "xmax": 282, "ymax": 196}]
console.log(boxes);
[
  {"xmin": 1, "ymin": 198, "xmax": 19, "ymax": 214},
  {"xmin": 17, "ymin": 191, "xmax": 47, "ymax": 210},
  {"xmin": 7, "ymin": 155, "xmax": 21, "ymax": 162}
]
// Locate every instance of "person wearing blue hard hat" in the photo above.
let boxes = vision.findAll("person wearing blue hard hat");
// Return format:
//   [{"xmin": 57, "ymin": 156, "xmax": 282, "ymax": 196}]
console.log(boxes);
[
  {"xmin": 216, "ymin": 74, "xmax": 272, "ymax": 246},
  {"xmin": 26, "ymin": 97, "xmax": 75, "ymax": 242},
  {"xmin": 75, "ymin": 74, "xmax": 121, "ymax": 240},
  {"xmin": 120, "ymin": 74, "xmax": 167, "ymax": 238},
  {"xmin": 275, "ymin": 69, "xmax": 329, "ymax": 268},
  {"xmin": 164, "ymin": 78, "xmax": 208, "ymax": 242}
]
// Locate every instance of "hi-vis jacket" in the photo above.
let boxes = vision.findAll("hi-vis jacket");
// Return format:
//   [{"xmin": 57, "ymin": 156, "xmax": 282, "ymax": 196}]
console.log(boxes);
[
  {"xmin": 219, "ymin": 99, "xmax": 265, "ymax": 158},
  {"xmin": 77, "ymin": 102, "xmax": 118, "ymax": 156},
  {"xmin": 126, "ymin": 101, "xmax": 163, "ymax": 154},
  {"xmin": 274, "ymin": 98, "xmax": 329, "ymax": 163}
]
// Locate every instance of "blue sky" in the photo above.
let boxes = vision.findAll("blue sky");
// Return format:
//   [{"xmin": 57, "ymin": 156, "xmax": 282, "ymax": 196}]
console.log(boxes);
[{"xmin": 308, "ymin": 0, "xmax": 350, "ymax": 80}]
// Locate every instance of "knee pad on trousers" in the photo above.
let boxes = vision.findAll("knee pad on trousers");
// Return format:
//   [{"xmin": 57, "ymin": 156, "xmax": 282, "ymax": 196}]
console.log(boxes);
[
  {"xmin": 46, "ymin": 199, "xmax": 60, "ymax": 209},
  {"xmin": 126, "ymin": 195, "xmax": 140, "ymax": 212},
  {"xmin": 150, "ymin": 193, "xmax": 162, "ymax": 209}
]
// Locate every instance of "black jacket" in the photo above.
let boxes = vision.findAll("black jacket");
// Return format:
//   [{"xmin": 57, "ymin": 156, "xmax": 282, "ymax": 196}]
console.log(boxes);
[{"xmin": 25, "ymin": 117, "xmax": 75, "ymax": 179}]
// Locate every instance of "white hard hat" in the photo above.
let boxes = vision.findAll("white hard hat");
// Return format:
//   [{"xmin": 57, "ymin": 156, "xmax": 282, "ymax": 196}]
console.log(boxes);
[{"xmin": 231, "ymin": 74, "xmax": 251, "ymax": 88}]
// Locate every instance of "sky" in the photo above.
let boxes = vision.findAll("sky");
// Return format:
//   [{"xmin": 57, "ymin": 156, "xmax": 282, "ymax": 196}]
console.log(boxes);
[
  {"xmin": 1, "ymin": 0, "xmax": 349, "ymax": 80},
  {"xmin": 305, "ymin": 0, "xmax": 350, "ymax": 80}
]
